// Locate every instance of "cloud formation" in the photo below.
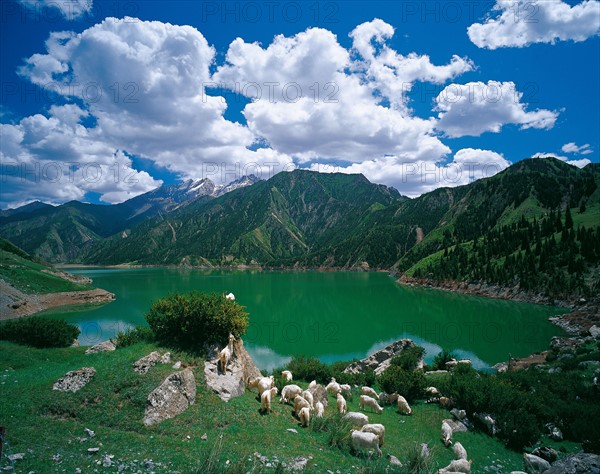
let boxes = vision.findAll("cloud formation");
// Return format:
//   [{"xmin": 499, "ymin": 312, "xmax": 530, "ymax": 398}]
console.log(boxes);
[
  {"xmin": 468, "ymin": 0, "xmax": 600, "ymax": 49},
  {"xmin": 562, "ymin": 142, "xmax": 593, "ymax": 155}
]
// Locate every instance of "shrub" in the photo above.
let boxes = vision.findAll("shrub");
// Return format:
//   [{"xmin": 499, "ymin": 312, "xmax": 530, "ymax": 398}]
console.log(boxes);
[
  {"xmin": 0, "ymin": 316, "xmax": 79, "ymax": 348},
  {"xmin": 377, "ymin": 366, "xmax": 426, "ymax": 402},
  {"xmin": 115, "ymin": 325, "xmax": 154, "ymax": 348},
  {"xmin": 432, "ymin": 349, "xmax": 457, "ymax": 370},
  {"xmin": 145, "ymin": 291, "xmax": 248, "ymax": 349},
  {"xmin": 390, "ymin": 345, "xmax": 425, "ymax": 371},
  {"xmin": 285, "ymin": 356, "xmax": 332, "ymax": 384}
]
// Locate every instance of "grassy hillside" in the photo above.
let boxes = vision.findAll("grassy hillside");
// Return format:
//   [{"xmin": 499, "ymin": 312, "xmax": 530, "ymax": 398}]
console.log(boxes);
[
  {"xmin": 0, "ymin": 340, "xmax": 562, "ymax": 473},
  {"xmin": 0, "ymin": 239, "xmax": 91, "ymax": 294}
]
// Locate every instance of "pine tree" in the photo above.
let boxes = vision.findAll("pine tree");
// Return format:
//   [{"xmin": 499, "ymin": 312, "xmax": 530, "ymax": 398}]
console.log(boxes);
[{"xmin": 565, "ymin": 207, "xmax": 573, "ymax": 229}]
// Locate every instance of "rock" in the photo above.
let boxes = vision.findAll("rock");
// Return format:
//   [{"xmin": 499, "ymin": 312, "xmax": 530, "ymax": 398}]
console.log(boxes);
[
  {"xmin": 308, "ymin": 384, "xmax": 328, "ymax": 407},
  {"xmin": 531, "ymin": 446, "xmax": 558, "ymax": 463},
  {"xmin": 443, "ymin": 419, "xmax": 468, "ymax": 433},
  {"xmin": 579, "ymin": 360, "xmax": 600, "ymax": 368},
  {"xmin": 475, "ymin": 412, "xmax": 498, "ymax": 435},
  {"xmin": 492, "ymin": 362, "xmax": 509, "ymax": 373},
  {"xmin": 545, "ymin": 453, "xmax": 600, "ymax": 473},
  {"xmin": 388, "ymin": 454, "xmax": 403, "ymax": 467},
  {"xmin": 343, "ymin": 339, "xmax": 423, "ymax": 375},
  {"xmin": 71, "ymin": 339, "xmax": 80, "ymax": 348},
  {"xmin": 545, "ymin": 423, "xmax": 563, "ymax": 441},
  {"xmin": 589, "ymin": 325, "xmax": 600, "ymax": 339},
  {"xmin": 7, "ymin": 453, "xmax": 24, "ymax": 461},
  {"xmin": 85, "ymin": 340, "xmax": 116, "ymax": 354},
  {"xmin": 143, "ymin": 369, "xmax": 196, "ymax": 426},
  {"xmin": 172, "ymin": 361, "xmax": 182, "ymax": 369},
  {"xmin": 201, "ymin": 433, "xmax": 207, "ymax": 441},
  {"xmin": 523, "ymin": 453, "xmax": 550, "ymax": 473},
  {"xmin": 160, "ymin": 352, "xmax": 171, "ymax": 364},
  {"xmin": 204, "ymin": 338, "xmax": 261, "ymax": 402},
  {"xmin": 289, "ymin": 456, "xmax": 313, "ymax": 471},
  {"xmin": 450, "ymin": 408, "xmax": 467, "ymax": 420},
  {"xmin": 133, "ymin": 351, "xmax": 163, "ymax": 374},
  {"xmin": 287, "ymin": 428, "xmax": 298, "ymax": 434},
  {"xmin": 53, "ymin": 367, "xmax": 96, "ymax": 392},
  {"xmin": 87, "ymin": 447, "xmax": 100, "ymax": 453},
  {"xmin": 425, "ymin": 370, "xmax": 448, "ymax": 375},
  {"xmin": 84, "ymin": 428, "xmax": 95, "ymax": 438}
]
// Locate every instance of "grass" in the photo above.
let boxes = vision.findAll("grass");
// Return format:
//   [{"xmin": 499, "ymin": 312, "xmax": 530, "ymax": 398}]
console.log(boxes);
[{"xmin": 0, "ymin": 341, "xmax": 571, "ymax": 473}]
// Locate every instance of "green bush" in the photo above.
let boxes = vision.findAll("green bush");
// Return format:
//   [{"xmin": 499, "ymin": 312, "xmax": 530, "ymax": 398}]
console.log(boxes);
[
  {"xmin": 285, "ymin": 356, "xmax": 332, "ymax": 384},
  {"xmin": 432, "ymin": 349, "xmax": 457, "ymax": 370},
  {"xmin": 377, "ymin": 366, "xmax": 426, "ymax": 402},
  {"xmin": 0, "ymin": 316, "xmax": 79, "ymax": 348},
  {"xmin": 145, "ymin": 291, "xmax": 248, "ymax": 349},
  {"xmin": 115, "ymin": 325, "xmax": 154, "ymax": 348},
  {"xmin": 390, "ymin": 345, "xmax": 425, "ymax": 371}
]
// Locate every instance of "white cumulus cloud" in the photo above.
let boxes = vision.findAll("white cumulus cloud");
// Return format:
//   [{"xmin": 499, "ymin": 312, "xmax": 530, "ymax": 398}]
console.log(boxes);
[
  {"xmin": 19, "ymin": 0, "xmax": 93, "ymax": 20},
  {"xmin": 434, "ymin": 81, "xmax": 558, "ymax": 137},
  {"xmin": 562, "ymin": 142, "xmax": 593, "ymax": 154},
  {"xmin": 468, "ymin": 0, "xmax": 600, "ymax": 49}
]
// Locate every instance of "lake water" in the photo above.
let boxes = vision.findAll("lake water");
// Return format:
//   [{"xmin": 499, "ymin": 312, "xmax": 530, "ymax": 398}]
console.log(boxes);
[{"xmin": 45, "ymin": 268, "xmax": 566, "ymax": 371}]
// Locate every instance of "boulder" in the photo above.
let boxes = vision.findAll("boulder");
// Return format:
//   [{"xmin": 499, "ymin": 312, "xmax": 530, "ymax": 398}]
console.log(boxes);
[
  {"xmin": 590, "ymin": 325, "xmax": 600, "ymax": 339},
  {"xmin": 308, "ymin": 384, "xmax": 328, "ymax": 407},
  {"xmin": 143, "ymin": 369, "xmax": 196, "ymax": 426},
  {"xmin": 442, "ymin": 418, "xmax": 468, "ymax": 433},
  {"xmin": 85, "ymin": 340, "xmax": 115, "ymax": 354},
  {"xmin": 133, "ymin": 351, "xmax": 162, "ymax": 374},
  {"xmin": 53, "ymin": 367, "xmax": 96, "ymax": 392},
  {"xmin": 531, "ymin": 447, "xmax": 558, "ymax": 463},
  {"xmin": 343, "ymin": 339, "xmax": 423, "ymax": 375},
  {"xmin": 545, "ymin": 453, "xmax": 600, "ymax": 474},
  {"xmin": 204, "ymin": 338, "xmax": 261, "ymax": 402}
]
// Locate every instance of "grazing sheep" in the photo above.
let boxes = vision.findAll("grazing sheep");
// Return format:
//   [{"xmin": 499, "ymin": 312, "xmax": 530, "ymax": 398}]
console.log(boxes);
[
  {"xmin": 326, "ymin": 378, "xmax": 341, "ymax": 396},
  {"xmin": 336, "ymin": 392, "xmax": 347, "ymax": 415},
  {"xmin": 360, "ymin": 423, "xmax": 385, "ymax": 446},
  {"xmin": 257, "ymin": 376, "xmax": 274, "ymax": 397},
  {"xmin": 359, "ymin": 395, "xmax": 383, "ymax": 414},
  {"xmin": 425, "ymin": 386, "xmax": 440, "ymax": 397},
  {"xmin": 315, "ymin": 401, "xmax": 325, "ymax": 418},
  {"xmin": 523, "ymin": 453, "xmax": 550, "ymax": 473},
  {"xmin": 388, "ymin": 393, "xmax": 400, "ymax": 405},
  {"xmin": 225, "ymin": 292, "xmax": 235, "ymax": 301},
  {"xmin": 452, "ymin": 441, "xmax": 467, "ymax": 460},
  {"xmin": 397, "ymin": 395, "xmax": 412, "ymax": 415},
  {"xmin": 340, "ymin": 384, "xmax": 352, "ymax": 396},
  {"xmin": 445, "ymin": 359, "xmax": 458, "ymax": 369},
  {"xmin": 280, "ymin": 384, "xmax": 303, "ymax": 404},
  {"xmin": 218, "ymin": 334, "xmax": 235, "ymax": 374},
  {"xmin": 247, "ymin": 376, "xmax": 261, "ymax": 391},
  {"xmin": 351, "ymin": 430, "xmax": 382, "ymax": 458},
  {"xmin": 343, "ymin": 411, "xmax": 369, "ymax": 427},
  {"xmin": 439, "ymin": 396, "xmax": 455, "ymax": 408},
  {"xmin": 361, "ymin": 386, "xmax": 379, "ymax": 399},
  {"xmin": 308, "ymin": 380, "xmax": 317, "ymax": 389},
  {"xmin": 302, "ymin": 390, "xmax": 315, "ymax": 409},
  {"xmin": 457, "ymin": 359, "xmax": 472, "ymax": 366},
  {"xmin": 441, "ymin": 420, "xmax": 453, "ymax": 447},
  {"xmin": 294, "ymin": 395, "xmax": 311, "ymax": 415},
  {"xmin": 299, "ymin": 406, "xmax": 310, "ymax": 427},
  {"xmin": 261, "ymin": 387, "xmax": 278, "ymax": 414},
  {"xmin": 438, "ymin": 459, "xmax": 472, "ymax": 473},
  {"xmin": 281, "ymin": 370, "xmax": 293, "ymax": 382}
]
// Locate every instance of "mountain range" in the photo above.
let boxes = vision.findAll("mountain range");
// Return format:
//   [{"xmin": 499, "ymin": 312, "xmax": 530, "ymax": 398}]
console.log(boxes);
[{"xmin": 1, "ymin": 158, "xmax": 598, "ymax": 299}]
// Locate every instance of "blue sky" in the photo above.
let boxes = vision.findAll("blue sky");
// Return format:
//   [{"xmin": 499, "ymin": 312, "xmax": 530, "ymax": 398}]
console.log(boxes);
[{"xmin": 0, "ymin": 0, "xmax": 599, "ymax": 207}]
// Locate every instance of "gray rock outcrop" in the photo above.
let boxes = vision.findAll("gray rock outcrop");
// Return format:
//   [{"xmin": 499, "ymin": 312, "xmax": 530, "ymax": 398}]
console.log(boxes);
[
  {"xmin": 143, "ymin": 368, "xmax": 196, "ymax": 426},
  {"xmin": 53, "ymin": 367, "xmax": 96, "ymax": 392},
  {"xmin": 85, "ymin": 340, "xmax": 116, "ymax": 354},
  {"xmin": 133, "ymin": 351, "xmax": 170, "ymax": 374},
  {"xmin": 204, "ymin": 338, "xmax": 261, "ymax": 402},
  {"xmin": 343, "ymin": 339, "xmax": 423, "ymax": 375},
  {"xmin": 545, "ymin": 453, "xmax": 600, "ymax": 474},
  {"xmin": 308, "ymin": 384, "xmax": 328, "ymax": 407}
]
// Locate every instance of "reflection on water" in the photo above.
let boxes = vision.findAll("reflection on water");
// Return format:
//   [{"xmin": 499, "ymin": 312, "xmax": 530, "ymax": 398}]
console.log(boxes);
[{"xmin": 44, "ymin": 268, "xmax": 566, "ymax": 370}]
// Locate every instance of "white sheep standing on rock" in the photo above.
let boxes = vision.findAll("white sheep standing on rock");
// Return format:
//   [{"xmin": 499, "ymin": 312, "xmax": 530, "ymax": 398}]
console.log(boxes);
[
  {"xmin": 351, "ymin": 430, "xmax": 382, "ymax": 458},
  {"xmin": 360, "ymin": 423, "xmax": 385, "ymax": 446},
  {"xmin": 441, "ymin": 420, "xmax": 453, "ymax": 447},
  {"xmin": 261, "ymin": 387, "xmax": 278, "ymax": 414},
  {"xmin": 359, "ymin": 395, "xmax": 383, "ymax": 414},
  {"xmin": 281, "ymin": 370, "xmax": 293, "ymax": 382},
  {"xmin": 452, "ymin": 441, "xmax": 467, "ymax": 460},
  {"xmin": 326, "ymin": 378, "xmax": 341, "ymax": 396},
  {"xmin": 294, "ymin": 395, "xmax": 311, "ymax": 415},
  {"xmin": 315, "ymin": 401, "xmax": 325, "ymax": 418},
  {"xmin": 280, "ymin": 384, "xmax": 303, "ymax": 404},
  {"xmin": 397, "ymin": 395, "xmax": 412, "ymax": 415},
  {"xmin": 361, "ymin": 386, "xmax": 379, "ymax": 399},
  {"xmin": 218, "ymin": 333, "xmax": 235, "ymax": 374},
  {"xmin": 257, "ymin": 376, "xmax": 274, "ymax": 397},
  {"xmin": 438, "ymin": 458, "xmax": 472, "ymax": 474},
  {"xmin": 343, "ymin": 411, "xmax": 369, "ymax": 427},
  {"xmin": 225, "ymin": 292, "xmax": 235, "ymax": 301},
  {"xmin": 336, "ymin": 392, "xmax": 347, "ymax": 415},
  {"xmin": 299, "ymin": 406, "xmax": 311, "ymax": 427},
  {"xmin": 302, "ymin": 390, "xmax": 314, "ymax": 409}
]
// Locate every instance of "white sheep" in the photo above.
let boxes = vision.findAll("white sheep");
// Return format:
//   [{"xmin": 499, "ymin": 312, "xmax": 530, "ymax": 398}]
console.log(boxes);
[
  {"xmin": 302, "ymin": 390, "xmax": 314, "ymax": 409},
  {"xmin": 294, "ymin": 395, "xmax": 311, "ymax": 414},
  {"xmin": 299, "ymin": 406, "xmax": 310, "ymax": 427},
  {"xmin": 218, "ymin": 333, "xmax": 235, "ymax": 374},
  {"xmin": 360, "ymin": 423, "xmax": 385, "ymax": 446},
  {"xmin": 315, "ymin": 401, "xmax": 325, "ymax": 418},
  {"xmin": 457, "ymin": 359, "xmax": 472, "ymax": 366},
  {"xmin": 257, "ymin": 376, "xmax": 274, "ymax": 397},
  {"xmin": 326, "ymin": 378, "xmax": 341, "ymax": 396},
  {"xmin": 361, "ymin": 386, "xmax": 379, "ymax": 399},
  {"xmin": 340, "ymin": 384, "xmax": 352, "ymax": 396},
  {"xmin": 523, "ymin": 453, "xmax": 550, "ymax": 473},
  {"xmin": 247, "ymin": 376, "xmax": 261, "ymax": 391},
  {"xmin": 343, "ymin": 411, "xmax": 369, "ymax": 427},
  {"xmin": 261, "ymin": 387, "xmax": 278, "ymax": 414},
  {"xmin": 425, "ymin": 386, "xmax": 440, "ymax": 397},
  {"xmin": 441, "ymin": 420, "xmax": 453, "ymax": 447},
  {"xmin": 439, "ymin": 396, "xmax": 454, "ymax": 408},
  {"xmin": 336, "ymin": 392, "xmax": 347, "ymax": 415},
  {"xmin": 452, "ymin": 441, "xmax": 467, "ymax": 460},
  {"xmin": 445, "ymin": 359, "xmax": 458, "ymax": 369},
  {"xmin": 397, "ymin": 395, "xmax": 412, "ymax": 415},
  {"xmin": 359, "ymin": 395, "xmax": 383, "ymax": 414},
  {"xmin": 388, "ymin": 392, "xmax": 400, "ymax": 405},
  {"xmin": 308, "ymin": 380, "xmax": 317, "ymax": 389},
  {"xmin": 225, "ymin": 292, "xmax": 235, "ymax": 301},
  {"xmin": 438, "ymin": 459, "xmax": 472, "ymax": 474},
  {"xmin": 281, "ymin": 370, "xmax": 293, "ymax": 382},
  {"xmin": 351, "ymin": 430, "xmax": 382, "ymax": 457},
  {"xmin": 280, "ymin": 384, "xmax": 303, "ymax": 404}
]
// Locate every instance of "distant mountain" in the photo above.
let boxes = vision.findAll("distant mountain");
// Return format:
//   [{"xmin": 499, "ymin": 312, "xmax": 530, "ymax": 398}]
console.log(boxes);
[{"xmin": 0, "ymin": 176, "xmax": 260, "ymax": 262}]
